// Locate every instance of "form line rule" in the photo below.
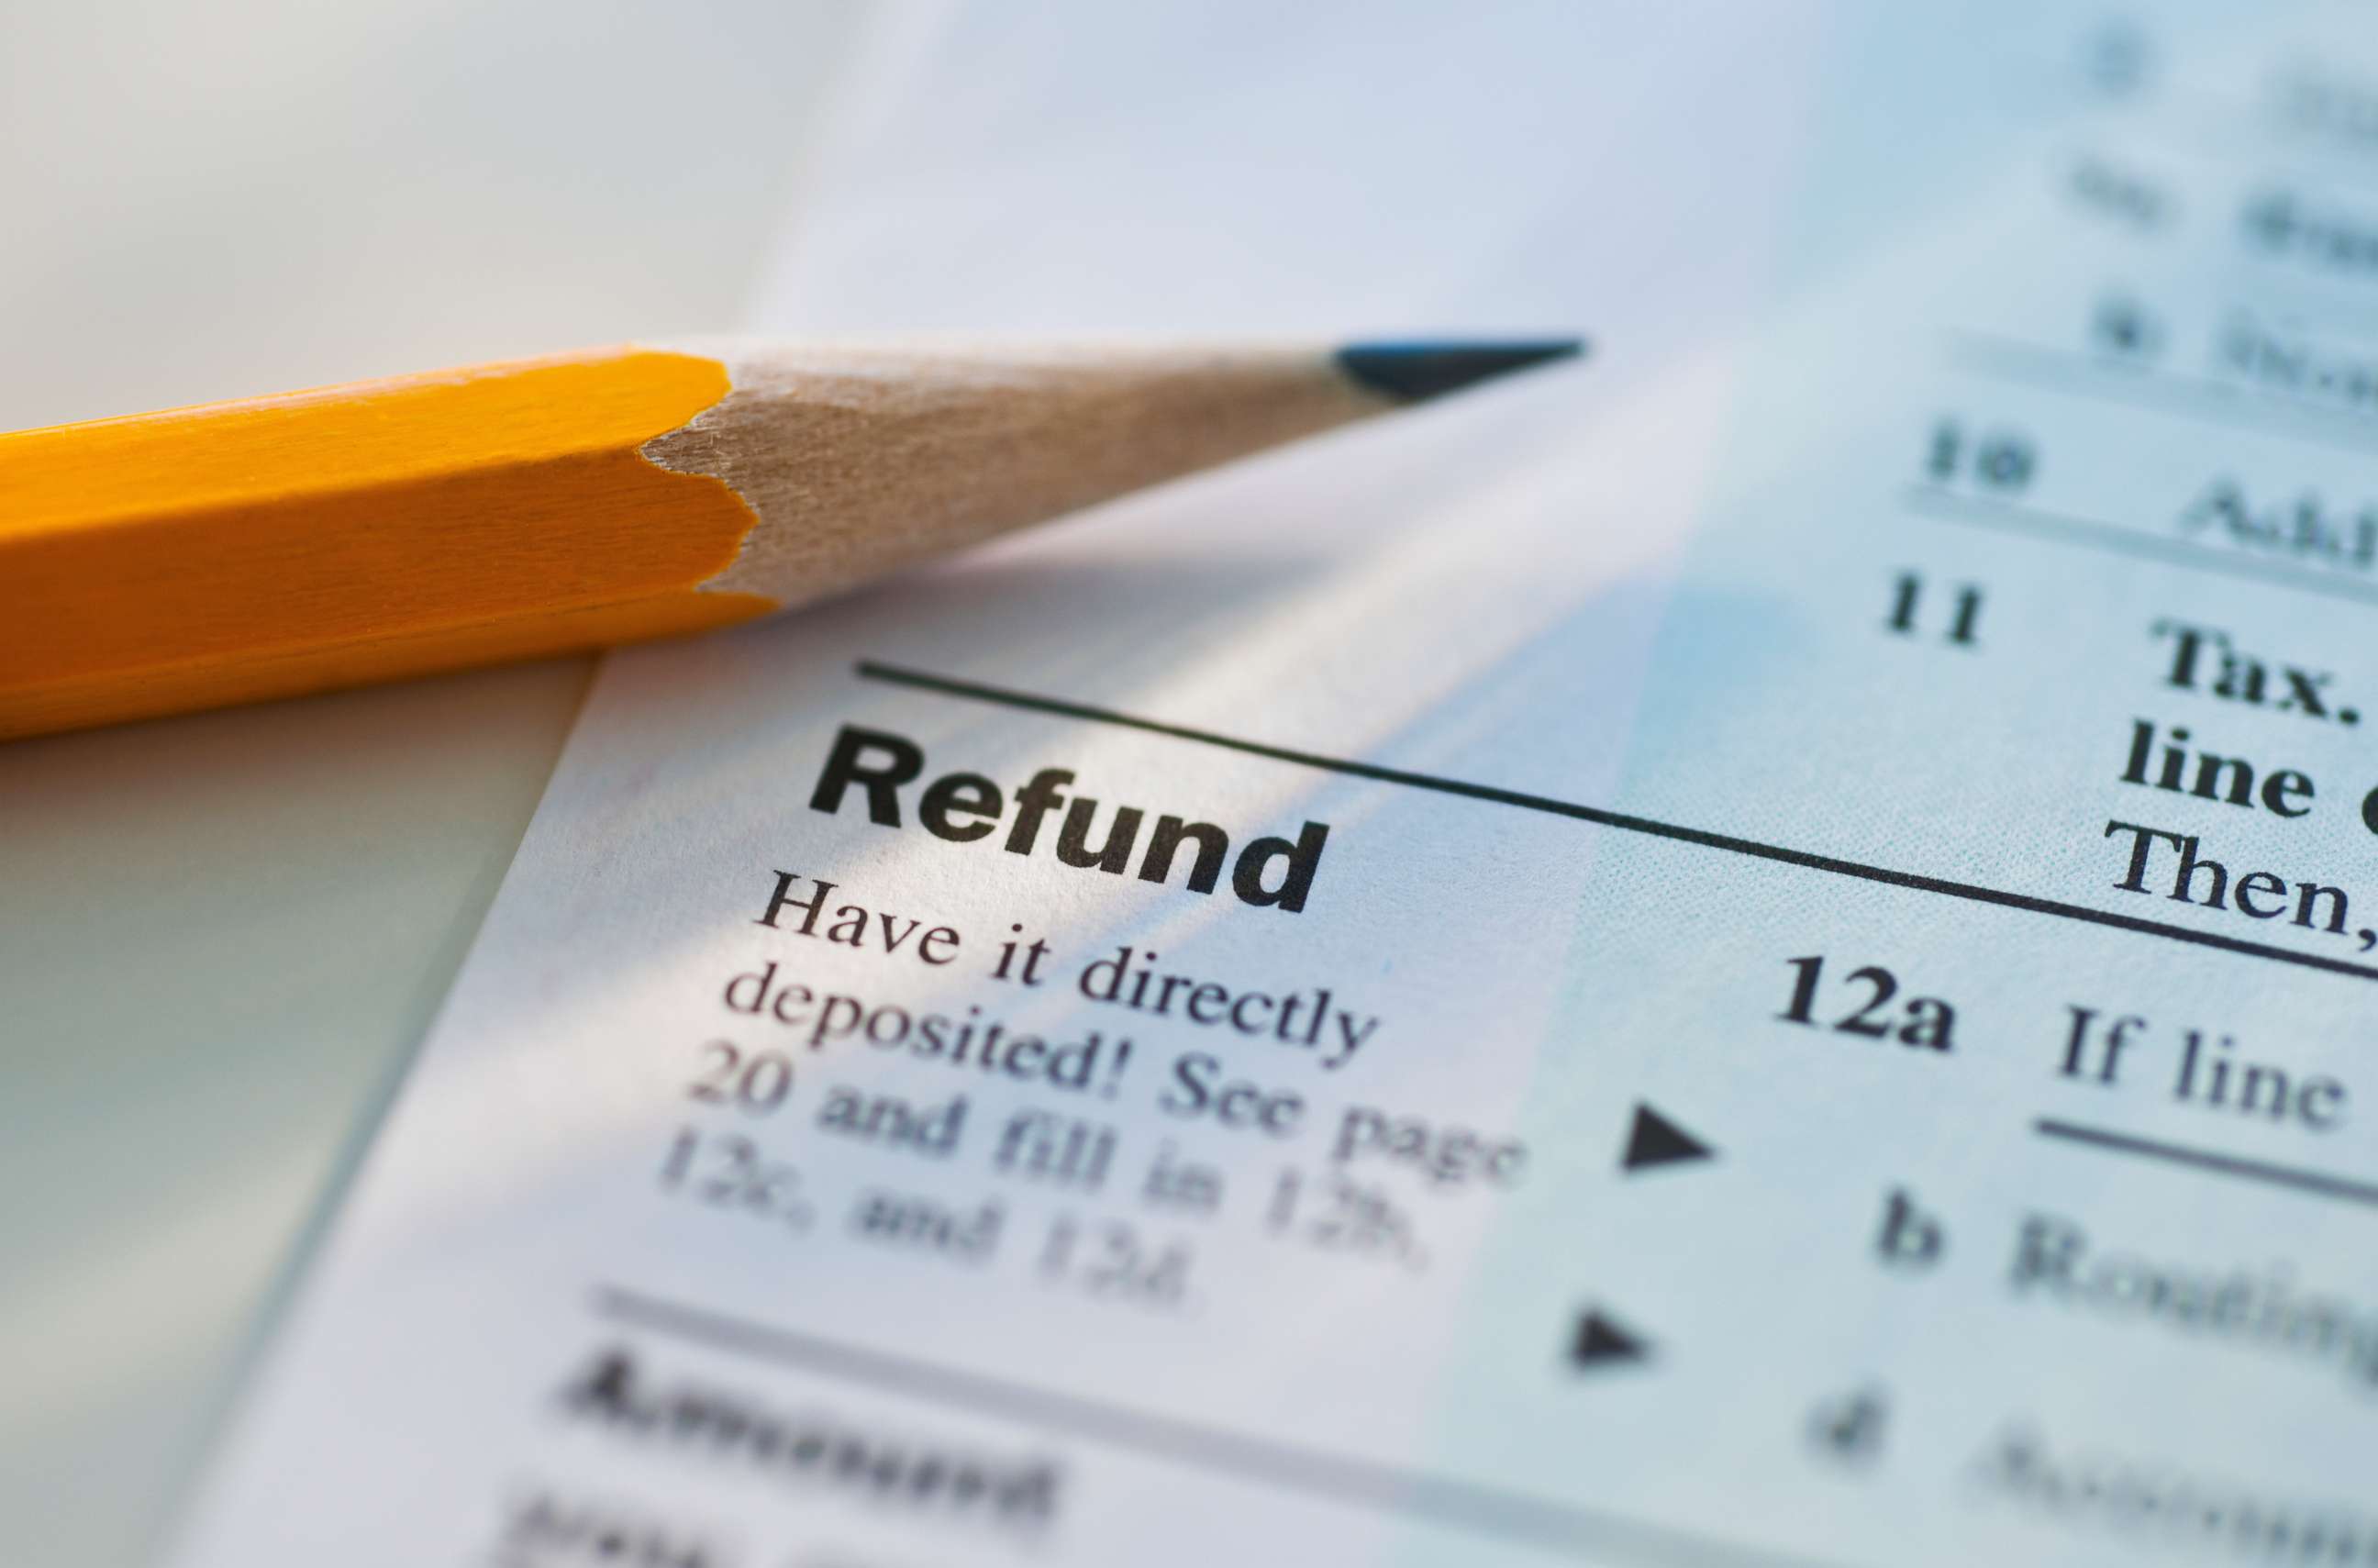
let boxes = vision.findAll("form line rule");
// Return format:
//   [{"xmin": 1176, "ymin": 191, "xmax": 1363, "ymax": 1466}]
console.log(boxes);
[
  {"xmin": 2033, "ymin": 1118, "xmax": 2378, "ymax": 1207},
  {"xmin": 1945, "ymin": 329, "xmax": 2378, "ymax": 459},
  {"xmin": 592, "ymin": 1285, "xmax": 1850, "ymax": 1568},
  {"xmin": 854, "ymin": 661, "xmax": 2378, "ymax": 985},
  {"xmin": 1905, "ymin": 485, "xmax": 2378, "ymax": 609}
]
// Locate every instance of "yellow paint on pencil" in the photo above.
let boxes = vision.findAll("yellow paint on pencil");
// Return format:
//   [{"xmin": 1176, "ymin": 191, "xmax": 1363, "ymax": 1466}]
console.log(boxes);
[{"xmin": 0, "ymin": 348, "xmax": 769, "ymax": 738}]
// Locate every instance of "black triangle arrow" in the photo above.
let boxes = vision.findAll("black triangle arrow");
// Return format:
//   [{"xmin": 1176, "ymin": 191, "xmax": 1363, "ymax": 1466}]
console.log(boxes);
[
  {"xmin": 1620, "ymin": 1102, "xmax": 1715, "ymax": 1173},
  {"xmin": 1570, "ymin": 1308, "xmax": 1651, "ymax": 1370}
]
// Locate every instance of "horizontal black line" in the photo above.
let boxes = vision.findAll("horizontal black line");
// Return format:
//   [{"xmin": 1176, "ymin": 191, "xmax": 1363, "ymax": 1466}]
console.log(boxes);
[
  {"xmin": 1906, "ymin": 484, "xmax": 2378, "ymax": 609},
  {"xmin": 853, "ymin": 661, "xmax": 2378, "ymax": 984},
  {"xmin": 2033, "ymin": 1118, "xmax": 2378, "ymax": 1207},
  {"xmin": 593, "ymin": 1285, "xmax": 1845, "ymax": 1568},
  {"xmin": 1947, "ymin": 331, "xmax": 2378, "ymax": 458}
]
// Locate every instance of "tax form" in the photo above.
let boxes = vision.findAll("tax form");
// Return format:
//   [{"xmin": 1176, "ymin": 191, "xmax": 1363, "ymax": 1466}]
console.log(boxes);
[{"xmin": 168, "ymin": 4, "xmax": 2378, "ymax": 1563}]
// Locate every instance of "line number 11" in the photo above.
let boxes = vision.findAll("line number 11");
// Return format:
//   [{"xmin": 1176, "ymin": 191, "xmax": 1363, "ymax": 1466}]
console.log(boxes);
[{"xmin": 1884, "ymin": 572, "xmax": 1983, "ymax": 648}]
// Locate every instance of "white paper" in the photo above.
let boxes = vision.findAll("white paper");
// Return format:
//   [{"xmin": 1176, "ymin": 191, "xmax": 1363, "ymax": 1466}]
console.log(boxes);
[{"xmin": 169, "ymin": 4, "xmax": 2378, "ymax": 1563}]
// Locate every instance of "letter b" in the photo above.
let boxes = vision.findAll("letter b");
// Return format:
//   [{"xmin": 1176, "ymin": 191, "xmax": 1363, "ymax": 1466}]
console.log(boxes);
[{"xmin": 1873, "ymin": 1186, "xmax": 1945, "ymax": 1273}]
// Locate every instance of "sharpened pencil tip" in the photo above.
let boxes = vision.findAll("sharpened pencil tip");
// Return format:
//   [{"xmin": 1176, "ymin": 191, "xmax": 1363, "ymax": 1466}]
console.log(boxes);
[{"xmin": 1333, "ymin": 338, "xmax": 1585, "ymax": 403}]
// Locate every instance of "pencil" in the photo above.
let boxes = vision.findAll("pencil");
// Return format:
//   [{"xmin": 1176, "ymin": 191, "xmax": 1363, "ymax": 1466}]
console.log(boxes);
[{"xmin": 0, "ymin": 338, "xmax": 1579, "ymax": 740}]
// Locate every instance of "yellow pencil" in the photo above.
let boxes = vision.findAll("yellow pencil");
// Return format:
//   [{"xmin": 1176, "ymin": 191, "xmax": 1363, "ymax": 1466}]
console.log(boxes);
[{"xmin": 0, "ymin": 338, "xmax": 1578, "ymax": 740}]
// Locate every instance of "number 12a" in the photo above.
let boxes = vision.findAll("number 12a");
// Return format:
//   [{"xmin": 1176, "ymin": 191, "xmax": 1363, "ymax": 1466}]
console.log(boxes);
[{"xmin": 1778, "ymin": 955, "xmax": 1956, "ymax": 1052}]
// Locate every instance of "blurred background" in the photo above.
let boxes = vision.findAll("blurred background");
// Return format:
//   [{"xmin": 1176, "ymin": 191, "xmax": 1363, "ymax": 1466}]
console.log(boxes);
[
  {"xmin": 0, "ymin": 5, "xmax": 866, "ymax": 1563},
  {"xmin": 0, "ymin": 0, "xmax": 868, "ymax": 427}
]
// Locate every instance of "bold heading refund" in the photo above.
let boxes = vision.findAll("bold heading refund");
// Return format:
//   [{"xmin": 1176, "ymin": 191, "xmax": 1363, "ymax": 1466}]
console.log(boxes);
[{"xmin": 807, "ymin": 725, "xmax": 1331, "ymax": 913}]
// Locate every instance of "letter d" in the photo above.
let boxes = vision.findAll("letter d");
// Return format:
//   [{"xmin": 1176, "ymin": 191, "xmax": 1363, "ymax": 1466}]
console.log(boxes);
[
  {"xmin": 1079, "ymin": 947, "xmax": 1130, "ymax": 1002},
  {"xmin": 1232, "ymin": 821, "xmax": 1329, "ymax": 913},
  {"xmin": 723, "ymin": 961, "xmax": 778, "ymax": 1015}
]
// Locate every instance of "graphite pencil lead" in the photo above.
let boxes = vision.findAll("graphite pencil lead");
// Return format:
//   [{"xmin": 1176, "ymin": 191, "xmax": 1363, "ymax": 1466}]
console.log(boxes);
[{"xmin": 1332, "ymin": 339, "xmax": 1586, "ymax": 403}]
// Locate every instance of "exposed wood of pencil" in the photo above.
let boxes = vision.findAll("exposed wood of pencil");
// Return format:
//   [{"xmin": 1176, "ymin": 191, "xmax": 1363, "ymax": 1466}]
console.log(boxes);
[{"xmin": 0, "ymin": 338, "xmax": 1573, "ymax": 740}]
